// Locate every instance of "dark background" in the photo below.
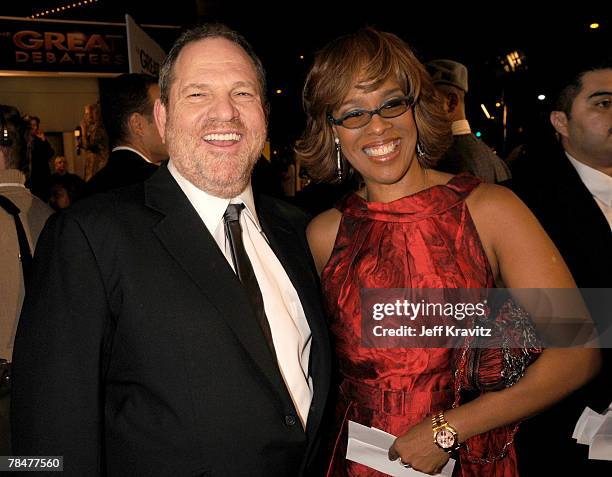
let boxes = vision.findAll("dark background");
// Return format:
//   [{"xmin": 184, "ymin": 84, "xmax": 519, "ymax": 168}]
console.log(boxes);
[{"xmin": 3, "ymin": 1, "xmax": 609, "ymax": 157}]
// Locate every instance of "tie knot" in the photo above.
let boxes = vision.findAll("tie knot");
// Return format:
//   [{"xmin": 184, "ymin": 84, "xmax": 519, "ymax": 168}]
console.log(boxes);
[{"xmin": 224, "ymin": 203, "xmax": 245, "ymax": 223}]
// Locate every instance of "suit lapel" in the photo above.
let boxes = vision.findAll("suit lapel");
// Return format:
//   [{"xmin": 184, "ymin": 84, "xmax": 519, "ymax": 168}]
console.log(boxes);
[
  {"xmin": 144, "ymin": 166, "xmax": 291, "ymax": 405},
  {"xmin": 256, "ymin": 197, "xmax": 331, "ymax": 438},
  {"xmin": 553, "ymin": 152, "xmax": 612, "ymax": 247}
]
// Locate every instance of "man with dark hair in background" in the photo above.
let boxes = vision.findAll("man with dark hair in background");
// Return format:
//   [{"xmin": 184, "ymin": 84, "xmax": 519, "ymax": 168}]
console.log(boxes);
[
  {"xmin": 511, "ymin": 56, "xmax": 612, "ymax": 474},
  {"xmin": 0, "ymin": 105, "xmax": 52, "ymax": 454},
  {"xmin": 25, "ymin": 114, "xmax": 54, "ymax": 201},
  {"xmin": 85, "ymin": 73, "xmax": 167, "ymax": 195}
]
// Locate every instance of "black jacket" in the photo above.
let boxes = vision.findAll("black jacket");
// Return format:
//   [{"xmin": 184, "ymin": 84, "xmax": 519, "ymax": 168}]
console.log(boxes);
[{"xmin": 12, "ymin": 164, "xmax": 332, "ymax": 477}]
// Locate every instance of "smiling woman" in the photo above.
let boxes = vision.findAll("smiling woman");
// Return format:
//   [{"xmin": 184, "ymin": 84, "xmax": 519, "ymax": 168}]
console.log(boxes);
[{"xmin": 298, "ymin": 27, "xmax": 601, "ymax": 477}]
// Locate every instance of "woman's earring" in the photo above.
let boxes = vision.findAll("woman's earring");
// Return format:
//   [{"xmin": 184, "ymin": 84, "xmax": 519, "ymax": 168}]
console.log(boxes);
[
  {"xmin": 416, "ymin": 141, "xmax": 426, "ymax": 160},
  {"xmin": 335, "ymin": 137, "xmax": 343, "ymax": 181}
]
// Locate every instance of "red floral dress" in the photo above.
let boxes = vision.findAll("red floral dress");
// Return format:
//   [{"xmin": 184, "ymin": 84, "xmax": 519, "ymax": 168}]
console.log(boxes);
[{"xmin": 321, "ymin": 175, "xmax": 518, "ymax": 476}]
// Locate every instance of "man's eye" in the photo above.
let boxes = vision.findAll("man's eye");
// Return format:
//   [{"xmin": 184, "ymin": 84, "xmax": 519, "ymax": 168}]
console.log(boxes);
[
  {"xmin": 235, "ymin": 91, "xmax": 254, "ymax": 98},
  {"xmin": 188, "ymin": 93, "xmax": 206, "ymax": 98},
  {"xmin": 595, "ymin": 99, "xmax": 611, "ymax": 108}
]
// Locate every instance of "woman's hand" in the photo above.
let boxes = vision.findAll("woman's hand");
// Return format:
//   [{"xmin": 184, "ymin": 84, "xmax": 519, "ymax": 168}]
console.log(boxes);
[{"xmin": 388, "ymin": 417, "xmax": 450, "ymax": 475}]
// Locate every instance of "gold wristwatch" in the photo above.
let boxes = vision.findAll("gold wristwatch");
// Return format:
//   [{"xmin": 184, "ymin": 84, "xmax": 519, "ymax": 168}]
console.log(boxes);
[{"xmin": 432, "ymin": 411, "xmax": 460, "ymax": 453}]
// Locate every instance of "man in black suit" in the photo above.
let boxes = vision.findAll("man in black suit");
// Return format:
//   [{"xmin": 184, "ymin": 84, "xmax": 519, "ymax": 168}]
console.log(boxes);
[
  {"xmin": 85, "ymin": 73, "xmax": 167, "ymax": 196},
  {"xmin": 511, "ymin": 58, "xmax": 612, "ymax": 474},
  {"xmin": 12, "ymin": 24, "xmax": 331, "ymax": 477}
]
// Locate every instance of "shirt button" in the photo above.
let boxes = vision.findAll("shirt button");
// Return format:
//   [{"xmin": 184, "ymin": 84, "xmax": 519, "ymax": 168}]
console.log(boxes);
[{"xmin": 285, "ymin": 414, "xmax": 297, "ymax": 426}]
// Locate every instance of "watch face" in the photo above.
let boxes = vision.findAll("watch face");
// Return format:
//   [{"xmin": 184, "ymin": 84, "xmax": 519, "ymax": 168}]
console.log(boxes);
[{"xmin": 436, "ymin": 429, "xmax": 456, "ymax": 449}]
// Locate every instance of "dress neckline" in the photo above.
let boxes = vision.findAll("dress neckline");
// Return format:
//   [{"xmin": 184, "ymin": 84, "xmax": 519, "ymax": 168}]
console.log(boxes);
[{"xmin": 339, "ymin": 173, "xmax": 481, "ymax": 222}]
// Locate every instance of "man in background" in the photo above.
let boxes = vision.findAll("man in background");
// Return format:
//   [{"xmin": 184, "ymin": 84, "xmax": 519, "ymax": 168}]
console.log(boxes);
[
  {"xmin": 0, "ymin": 105, "xmax": 52, "ymax": 454},
  {"xmin": 85, "ymin": 73, "xmax": 167, "ymax": 195},
  {"xmin": 427, "ymin": 59, "xmax": 511, "ymax": 183},
  {"xmin": 25, "ymin": 115, "xmax": 54, "ymax": 201},
  {"xmin": 511, "ymin": 57, "xmax": 612, "ymax": 474}
]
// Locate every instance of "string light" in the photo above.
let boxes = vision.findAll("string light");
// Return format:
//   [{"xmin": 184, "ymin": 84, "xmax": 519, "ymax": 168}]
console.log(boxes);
[{"xmin": 31, "ymin": 0, "xmax": 99, "ymax": 19}]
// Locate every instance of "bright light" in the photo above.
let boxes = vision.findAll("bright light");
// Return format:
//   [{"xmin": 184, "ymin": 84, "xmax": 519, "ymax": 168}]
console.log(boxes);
[
  {"xmin": 275, "ymin": 89, "xmax": 283, "ymax": 94},
  {"xmin": 480, "ymin": 104, "xmax": 491, "ymax": 119},
  {"xmin": 538, "ymin": 94, "xmax": 546, "ymax": 101},
  {"xmin": 299, "ymin": 55, "xmax": 304, "ymax": 60},
  {"xmin": 475, "ymin": 132, "xmax": 482, "ymax": 138},
  {"xmin": 590, "ymin": 23, "xmax": 600, "ymax": 29},
  {"xmin": 495, "ymin": 102, "xmax": 501, "ymax": 108}
]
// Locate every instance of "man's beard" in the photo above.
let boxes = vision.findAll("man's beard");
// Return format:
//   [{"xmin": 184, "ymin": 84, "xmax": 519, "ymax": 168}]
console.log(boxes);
[{"xmin": 165, "ymin": 117, "xmax": 266, "ymax": 198}]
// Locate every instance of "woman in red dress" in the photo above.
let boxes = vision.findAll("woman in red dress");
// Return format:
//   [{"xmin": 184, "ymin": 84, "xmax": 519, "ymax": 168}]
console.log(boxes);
[{"xmin": 295, "ymin": 28, "xmax": 600, "ymax": 476}]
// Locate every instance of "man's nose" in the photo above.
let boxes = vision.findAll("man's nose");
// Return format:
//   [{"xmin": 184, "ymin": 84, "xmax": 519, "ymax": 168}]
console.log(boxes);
[{"xmin": 207, "ymin": 95, "xmax": 239, "ymax": 122}]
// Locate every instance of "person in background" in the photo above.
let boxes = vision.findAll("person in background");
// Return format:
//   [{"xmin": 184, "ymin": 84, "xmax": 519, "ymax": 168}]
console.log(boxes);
[
  {"xmin": 426, "ymin": 59, "xmax": 511, "ymax": 183},
  {"xmin": 0, "ymin": 105, "xmax": 52, "ymax": 455},
  {"xmin": 85, "ymin": 74, "xmax": 167, "ymax": 196},
  {"xmin": 49, "ymin": 156, "xmax": 85, "ymax": 209},
  {"xmin": 510, "ymin": 55, "xmax": 612, "ymax": 476},
  {"xmin": 297, "ymin": 28, "xmax": 600, "ymax": 476},
  {"xmin": 80, "ymin": 103, "xmax": 109, "ymax": 181},
  {"xmin": 24, "ymin": 115, "xmax": 54, "ymax": 201}
]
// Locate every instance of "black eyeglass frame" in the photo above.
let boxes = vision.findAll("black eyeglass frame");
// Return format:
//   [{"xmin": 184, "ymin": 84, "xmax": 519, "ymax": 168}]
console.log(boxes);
[{"xmin": 327, "ymin": 95, "xmax": 415, "ymax": 129}]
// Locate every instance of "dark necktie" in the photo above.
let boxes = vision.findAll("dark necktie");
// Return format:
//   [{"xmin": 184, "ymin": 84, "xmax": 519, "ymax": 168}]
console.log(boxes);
[
  {"xmin": 0, "ymin": 195, "xmax": 32, "ymax": 288},
  {"xmin": 223, "ymin": 203, "xmax": 276, "ymax": 357}
]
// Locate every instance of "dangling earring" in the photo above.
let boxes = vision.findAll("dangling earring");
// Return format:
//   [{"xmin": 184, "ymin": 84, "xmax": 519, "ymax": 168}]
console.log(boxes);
[
  {"xmin": 416, "ymin": 141, "xmax": 426, "ymax": 160},
  {"xmin": 335, "ymin": 137, "xmax": 343, "ymax": 181}
]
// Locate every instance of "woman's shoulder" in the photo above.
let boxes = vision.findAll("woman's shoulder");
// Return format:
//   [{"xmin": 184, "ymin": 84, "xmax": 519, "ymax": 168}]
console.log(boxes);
[{"xmin": 466, "ymin": 181, "xmax": 525, "ymax": 215}]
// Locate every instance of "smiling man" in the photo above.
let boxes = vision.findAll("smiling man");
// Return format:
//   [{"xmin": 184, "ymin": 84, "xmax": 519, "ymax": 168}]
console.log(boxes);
[{"xmin": 12, "ymin": 24, "xmax": 331, "ymax": 477}]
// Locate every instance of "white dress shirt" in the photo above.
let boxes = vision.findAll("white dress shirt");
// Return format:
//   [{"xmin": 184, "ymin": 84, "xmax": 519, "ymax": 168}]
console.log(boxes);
[
  {"xmin": 566, "ymin": 153, "xmax": 612, "ymax": 230},
  {"xmin": 112, "ymin": 146, "xmax": 156, "ymax": 164},
  {"xmin": 168, "ymin": 161, "xmax": 313, "ymax": 427}
]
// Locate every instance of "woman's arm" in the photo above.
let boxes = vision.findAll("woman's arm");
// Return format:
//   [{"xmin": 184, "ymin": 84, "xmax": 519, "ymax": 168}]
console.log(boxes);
[
  {"xmin": 306, "ymin": 208, "xmax": 342, "ymax": 276},
  {"xmin": 390, "ymin": 184, "xmax": 601, "ymax": 474},
  {"xmin": 450, "ymin": 184, "xmax": 601, "ymax": 434}
]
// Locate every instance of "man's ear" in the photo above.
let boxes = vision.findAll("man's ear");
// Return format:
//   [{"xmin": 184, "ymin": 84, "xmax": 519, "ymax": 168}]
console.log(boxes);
[
  {"xmin": 446, "ymin": 92, "xmax": 459, "ymax": 114},
  {"xmin": 550, "ymin": 111, "xmax": 569, "ymax": 139},
  {"xmin": 128, "ymin": 112, "xmax": 144, "ymax": 138},
  {"xmin": 153, "ymin": 99, "xmax": 166, "ymax": 143}
]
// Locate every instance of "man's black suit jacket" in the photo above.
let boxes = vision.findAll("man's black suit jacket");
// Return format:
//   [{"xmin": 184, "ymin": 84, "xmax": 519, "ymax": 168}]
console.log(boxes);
[
  {"xmin": 12, "ymin": 165, "xmax": 332, "ymax": 477},
  {"xmin": 509, "ymin": 143, "xmax": 612, "ymax": 474},
  {"xmin": 84, "ymin": 148, "xmax": 159, "ymax": 196}
]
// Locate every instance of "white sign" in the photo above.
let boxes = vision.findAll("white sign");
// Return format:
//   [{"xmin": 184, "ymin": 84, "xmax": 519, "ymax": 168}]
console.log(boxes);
[{"xmin": 125, "ymin": 14, "xmax": 165, "ymax": 76}]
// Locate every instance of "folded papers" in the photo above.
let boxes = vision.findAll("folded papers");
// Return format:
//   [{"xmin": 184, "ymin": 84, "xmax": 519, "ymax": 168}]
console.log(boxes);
[
  {"xmin": 346, "ymin": 420, "xmax": 456, "ymax": 476},
  {"xmin": 573, "ymin": 404, "xmax": 612, "ymax": 460}
]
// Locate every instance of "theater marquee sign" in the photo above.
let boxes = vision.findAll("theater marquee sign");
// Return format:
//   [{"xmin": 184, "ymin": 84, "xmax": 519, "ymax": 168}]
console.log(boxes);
[{"xmin": 0, "ymin": 17, "xmax": 129, "ymax": 74}]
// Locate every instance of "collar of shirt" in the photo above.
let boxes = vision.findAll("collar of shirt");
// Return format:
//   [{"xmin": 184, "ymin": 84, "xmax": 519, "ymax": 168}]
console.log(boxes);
[
  {"xmin": 0, "ymin": 169, "xmax": 26, "ymax": 188},
  {"xmin": 566, "ymin": 152, "xmax": 612, "ymax": 207},
  {"xmin": 167, "ymin": 160, "xmax": 263, "ymax": 236},
  {"xmin": 112, "ymin": 146, "xmax": 156, "ymax": 164},
  {"xmin": 451, "ymin": 119, "xmax": 471, "ymax": 136}
]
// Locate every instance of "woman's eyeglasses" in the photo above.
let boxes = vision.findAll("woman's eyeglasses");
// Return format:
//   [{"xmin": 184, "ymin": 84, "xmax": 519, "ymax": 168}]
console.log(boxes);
[{"xmin": 327, "ymin": 96, "xmax": 414, "ymax": 129}]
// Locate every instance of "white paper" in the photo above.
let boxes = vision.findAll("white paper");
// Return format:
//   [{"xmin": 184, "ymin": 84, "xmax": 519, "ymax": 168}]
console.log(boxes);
[
  {"xmin": 589, "ymin": 415, "xmax": 612, "ymax": 461},
  {"xmin": 346, "ymin": 420, "xmax": 455, "ymax": 477},
  {"xmin": 573, "ymin": 407, "xmax": 605, "ymax": 444}
]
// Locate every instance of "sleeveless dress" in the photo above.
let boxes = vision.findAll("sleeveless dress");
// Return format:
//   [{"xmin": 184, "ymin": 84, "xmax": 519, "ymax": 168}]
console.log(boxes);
[{"xmin": 321, "ymin": 175, "xmax": 518, "ymax": 476}]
